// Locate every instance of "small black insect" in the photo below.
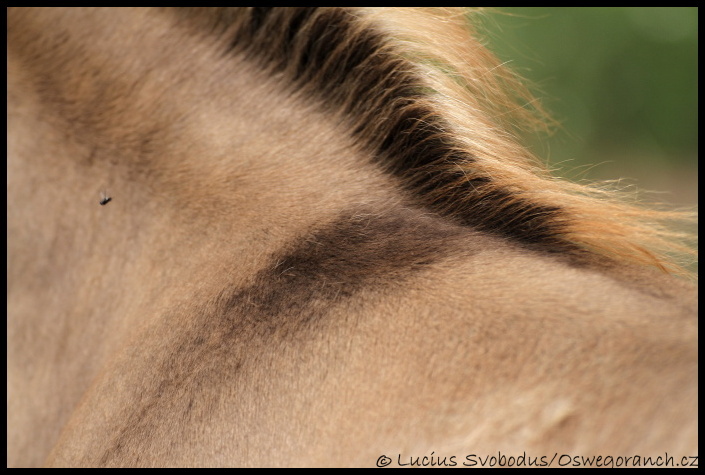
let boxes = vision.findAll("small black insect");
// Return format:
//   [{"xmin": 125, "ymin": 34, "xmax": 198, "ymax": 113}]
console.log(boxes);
[{"xmin": 99, "ymin": 191, "xmax": 112, "ymax": 206}]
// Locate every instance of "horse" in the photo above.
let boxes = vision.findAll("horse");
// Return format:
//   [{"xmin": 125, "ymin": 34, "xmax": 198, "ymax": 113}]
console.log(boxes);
[{"xmin": 7, "ymin": 7, "xmax": 697, "ymax": 467}]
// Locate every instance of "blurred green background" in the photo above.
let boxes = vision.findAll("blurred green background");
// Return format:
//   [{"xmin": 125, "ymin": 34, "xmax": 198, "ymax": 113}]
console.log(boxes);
[{"xmin": 477, "ymin": 7, "xmax": 697, "ymax": 208}]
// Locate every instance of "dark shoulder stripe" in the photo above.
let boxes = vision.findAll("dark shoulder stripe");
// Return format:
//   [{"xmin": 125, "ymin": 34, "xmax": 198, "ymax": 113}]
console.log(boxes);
[{"xmin": 219, "ymin": 207, "xmax": 472, "ymax": 337}]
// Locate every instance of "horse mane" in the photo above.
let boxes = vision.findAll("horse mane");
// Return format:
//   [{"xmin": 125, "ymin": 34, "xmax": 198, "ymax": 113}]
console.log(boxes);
[{"xmin": 170, "ymin": 7, "xmax": 696, "ymax": 276}]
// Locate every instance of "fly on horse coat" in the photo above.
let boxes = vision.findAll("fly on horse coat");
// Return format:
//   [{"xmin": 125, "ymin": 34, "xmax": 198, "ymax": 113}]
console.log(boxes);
[{"xmin": 7, "ymin": 7, "xmax": 697, "ymax": 467}]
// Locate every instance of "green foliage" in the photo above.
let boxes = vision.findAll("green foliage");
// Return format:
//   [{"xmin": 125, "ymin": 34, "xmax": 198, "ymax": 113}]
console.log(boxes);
[{"xmin": 478, "ymin": 8, "xmax": 697, "ymax": 177}]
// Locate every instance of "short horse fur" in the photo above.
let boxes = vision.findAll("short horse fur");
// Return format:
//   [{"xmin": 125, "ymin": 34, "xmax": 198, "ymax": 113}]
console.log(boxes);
[{"xmin": 7, "ymin": 7, "xmax": 697, "ymax": 467}]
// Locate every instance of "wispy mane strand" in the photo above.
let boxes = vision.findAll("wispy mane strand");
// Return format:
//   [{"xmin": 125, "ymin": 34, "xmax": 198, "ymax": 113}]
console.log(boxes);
[{"xmin": 171, "ymin": 7, "xmax": 696, "ymax": 275}]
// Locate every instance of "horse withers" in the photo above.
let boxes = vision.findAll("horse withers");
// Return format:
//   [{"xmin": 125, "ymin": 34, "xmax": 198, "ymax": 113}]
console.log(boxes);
[{"xmin": 7, "ymin": 7, "xmax": 697, "ymax": 467}]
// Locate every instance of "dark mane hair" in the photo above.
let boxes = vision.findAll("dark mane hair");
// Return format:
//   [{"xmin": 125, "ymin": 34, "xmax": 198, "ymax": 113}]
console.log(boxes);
[{"xmin": 170, "ymin": 7, "xmax": 696, "ymax": 275}]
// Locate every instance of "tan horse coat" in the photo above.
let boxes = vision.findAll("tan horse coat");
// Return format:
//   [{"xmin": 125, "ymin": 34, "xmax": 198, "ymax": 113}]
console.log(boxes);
[{"xmin": 7, "ymin": 8, "xmax": 697, "ymax": 467}]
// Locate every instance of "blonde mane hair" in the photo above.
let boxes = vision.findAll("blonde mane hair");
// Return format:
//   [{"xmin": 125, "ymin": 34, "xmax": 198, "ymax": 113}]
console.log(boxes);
[
  {"xmin": 7, "ymin": 8, "xmax": 697, "ymax": 467},
  {"xmin": 173, "ymin": 7, "xmax": 696, "ymax": 276}
]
